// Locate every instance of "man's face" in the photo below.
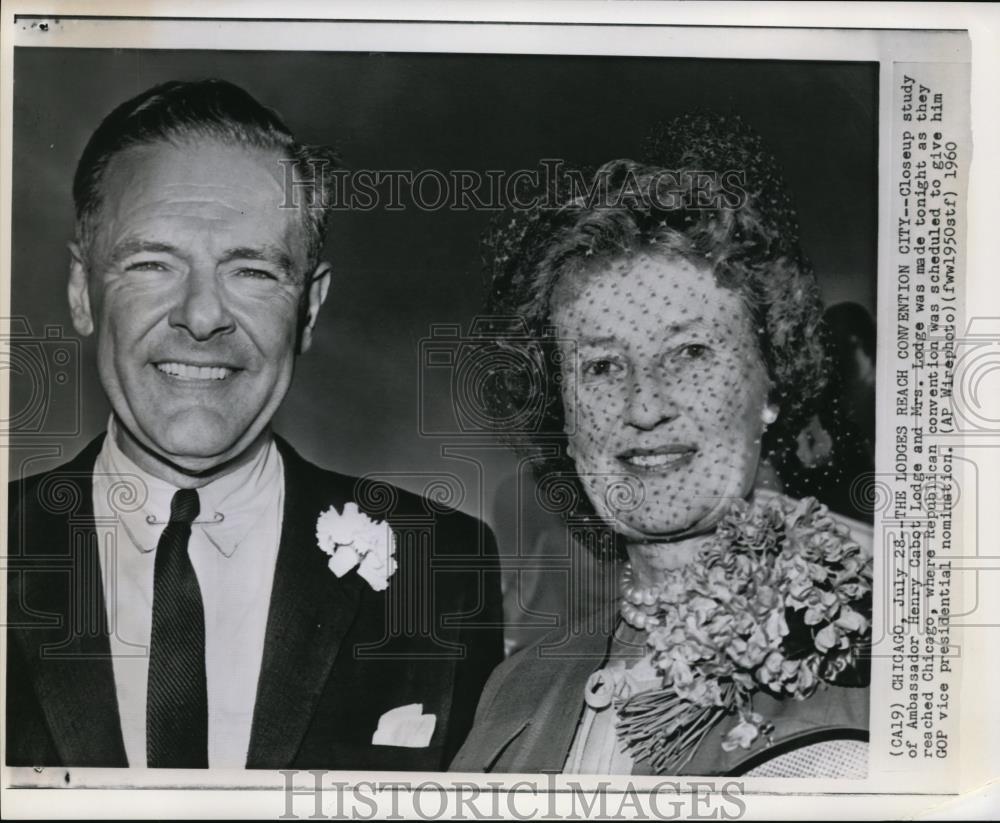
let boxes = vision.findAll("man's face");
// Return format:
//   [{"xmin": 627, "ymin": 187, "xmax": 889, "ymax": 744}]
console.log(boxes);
[{"xmin": 69, "ymin": 139, "xmax": 329, "ymax": 474}]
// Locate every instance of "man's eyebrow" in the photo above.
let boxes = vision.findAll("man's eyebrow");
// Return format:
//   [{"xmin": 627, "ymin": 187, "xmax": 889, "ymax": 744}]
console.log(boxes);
[
  {"xmin": 220, "ymin": 245, "xmax": 295, "ymax": 273},
  {"xmin": 109, "ymin": 239, "xmax": 183, "ymax": 263}
]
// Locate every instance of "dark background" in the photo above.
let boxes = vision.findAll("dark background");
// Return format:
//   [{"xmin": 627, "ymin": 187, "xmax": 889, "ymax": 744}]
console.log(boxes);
[{"xmin": 9, "ymin": 48, "xmax": 877, "ymax": 547}]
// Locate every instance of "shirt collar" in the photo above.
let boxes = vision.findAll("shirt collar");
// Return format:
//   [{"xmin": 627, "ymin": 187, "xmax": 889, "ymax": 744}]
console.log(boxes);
[{"xmin": 93, "ymin": 417, "xmax": 283, "ymax": 558}]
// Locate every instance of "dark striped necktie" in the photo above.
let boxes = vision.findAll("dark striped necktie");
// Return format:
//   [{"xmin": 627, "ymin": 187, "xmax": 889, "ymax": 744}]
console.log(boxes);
[{"xmin": 146, "ymin": 487, "xmax": 208, "ymax": 768}]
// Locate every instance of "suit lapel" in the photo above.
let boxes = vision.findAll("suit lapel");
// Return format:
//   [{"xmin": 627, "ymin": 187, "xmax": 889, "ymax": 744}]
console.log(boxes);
[
  {"xmin": 10, "ymin": 435, "xmax": 128, "ymax": 766},
  {"xmin": 246, "ymin": 439, "xmax": 365, "ymax": 768}
]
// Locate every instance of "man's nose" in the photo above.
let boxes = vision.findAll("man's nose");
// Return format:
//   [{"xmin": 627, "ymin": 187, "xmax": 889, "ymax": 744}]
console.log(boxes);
[
  {"xmin": 623, "ymin": 367, "xmax": 678, "ymax": 430},
  {"xmin": 168, "ymin": 267, "xmax": 236, "ymax": 341}
]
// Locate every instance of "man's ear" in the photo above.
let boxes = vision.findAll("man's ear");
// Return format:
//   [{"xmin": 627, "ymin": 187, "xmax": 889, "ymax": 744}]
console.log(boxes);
[
  {"xmin": 67, "ymin": 242, "xmax": 95, "ymax": 336},
  {"xmin": 298, "ymin": 261, "xmax": 332, "ymax": 354}
]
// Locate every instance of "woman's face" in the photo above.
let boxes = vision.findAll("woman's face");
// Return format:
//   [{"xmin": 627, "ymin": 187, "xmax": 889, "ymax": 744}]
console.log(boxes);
[{"xmin": 552, "ymin": 252, "xmax": 774, "ymax": 541}]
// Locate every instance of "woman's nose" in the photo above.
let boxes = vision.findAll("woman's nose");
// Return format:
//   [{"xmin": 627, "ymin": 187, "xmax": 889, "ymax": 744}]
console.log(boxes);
[
  {"xmin": 623, "ymin": 367, "xmax": 678, "ymax": 430},
  {"xmin": 168, "ymin": 267, "xmax": 236, "ymax": 341}
]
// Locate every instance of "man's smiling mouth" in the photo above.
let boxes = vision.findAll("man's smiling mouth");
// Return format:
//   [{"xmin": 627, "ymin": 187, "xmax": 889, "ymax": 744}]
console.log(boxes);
[{"xmin": 154, "ymin": 361, "xmax": 236, "ymax": 381}]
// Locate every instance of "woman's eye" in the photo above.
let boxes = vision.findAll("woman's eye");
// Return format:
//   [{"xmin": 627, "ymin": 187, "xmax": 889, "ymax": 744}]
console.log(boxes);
[
  {"xmin": 678, "ymin": 343, "xmax": 710, "ymax": 360},
  {"xmin": 581, "ymin": 358, "xmax": 625, "ymax": 378}
]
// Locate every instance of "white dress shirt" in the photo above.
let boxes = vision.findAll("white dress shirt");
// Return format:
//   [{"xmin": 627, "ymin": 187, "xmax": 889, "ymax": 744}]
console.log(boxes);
[{"xmin": 93, "ymin": 418, "xmax": 285, "ymax": 768}]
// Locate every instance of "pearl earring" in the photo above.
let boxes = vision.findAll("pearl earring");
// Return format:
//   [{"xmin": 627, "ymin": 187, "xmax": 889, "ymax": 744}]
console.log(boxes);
[{"xmin": 761, "ymin": 406, "xmax": 778, "ymax": 426}]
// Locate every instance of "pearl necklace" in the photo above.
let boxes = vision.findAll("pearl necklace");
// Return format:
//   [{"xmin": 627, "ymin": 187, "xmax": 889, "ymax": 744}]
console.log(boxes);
[{"xmin": 618, "ymin": 561, "xmax": 663, "ymax": 630}]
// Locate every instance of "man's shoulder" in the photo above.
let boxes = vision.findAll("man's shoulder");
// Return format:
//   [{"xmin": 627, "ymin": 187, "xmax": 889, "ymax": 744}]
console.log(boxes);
[{"xmin": 8, "ymin": 434, "xmax": 105, "ymax": 525}]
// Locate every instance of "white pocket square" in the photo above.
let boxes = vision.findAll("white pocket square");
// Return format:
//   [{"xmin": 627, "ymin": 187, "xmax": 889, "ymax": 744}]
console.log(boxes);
[{"xmin": 371, "ymin": 703, "xmax": 436, "ymax": 748}]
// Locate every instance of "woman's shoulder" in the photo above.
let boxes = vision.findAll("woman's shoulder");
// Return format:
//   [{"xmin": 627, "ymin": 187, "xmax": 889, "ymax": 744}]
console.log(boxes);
[
  {"xmin": 755, "ymin": 487, "xmax": 874, "ymax": 554},
  {"xmin": 829, "ymin": 507, "xmax": 874, "ymax": 552},
  {"xmin": 678, "ymin": 682, "xmax": 871, "ymax": 777},
  {"xmin": 450, "ymin": 612, "xmax": 616, "ymax": 773}
]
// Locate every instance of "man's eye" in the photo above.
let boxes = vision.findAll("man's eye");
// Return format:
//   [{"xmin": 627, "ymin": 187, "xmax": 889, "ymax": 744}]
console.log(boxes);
[
  {"xmin": 125, "ymin": 260, "xmax": 168, "ymax": 272},
  {"xmin": 235, "ymin": 268, "xmax": 278, "ymax": 281}
]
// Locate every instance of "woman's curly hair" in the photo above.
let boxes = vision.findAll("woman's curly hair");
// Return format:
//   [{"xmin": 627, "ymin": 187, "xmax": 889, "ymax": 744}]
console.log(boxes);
[{"xmin": 477, "ymin": 113, "xmax": 829, "ymax": 517}]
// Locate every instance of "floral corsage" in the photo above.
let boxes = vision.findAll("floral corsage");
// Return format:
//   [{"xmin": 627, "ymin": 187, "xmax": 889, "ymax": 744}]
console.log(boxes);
[
  {"xmin": 316, "ymin": 502, "xmax": 397, "ymax": 591},
  {"xmin": 615, "ymin": 495, "xmax": 872, "ymax": 772}
]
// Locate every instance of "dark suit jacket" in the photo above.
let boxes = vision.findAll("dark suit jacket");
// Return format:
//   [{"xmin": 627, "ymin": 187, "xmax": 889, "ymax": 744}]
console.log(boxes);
[
  {"xmin": 6, "ymin": 434, "xmax": 503, "ymax": 770},
  {"xmin": 450, "ymin": 604, "xmax": 869, "ymax": 775}
]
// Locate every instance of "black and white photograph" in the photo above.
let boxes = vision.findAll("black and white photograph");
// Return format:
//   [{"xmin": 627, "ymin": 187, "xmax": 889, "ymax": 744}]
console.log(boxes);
[
  {"xmin": 1, "ymin": 4, "xmax": 994, "ymax": 821},
  {"xmin": 6, "ymin": 43, "xmax": 877, "ymax": 773}
]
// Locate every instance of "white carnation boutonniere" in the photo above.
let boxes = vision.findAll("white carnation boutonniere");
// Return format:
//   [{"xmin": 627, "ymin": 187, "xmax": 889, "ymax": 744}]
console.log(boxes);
[{"xmin": 316, "ymin": 502, "xmax": 397, "ymax": 591}]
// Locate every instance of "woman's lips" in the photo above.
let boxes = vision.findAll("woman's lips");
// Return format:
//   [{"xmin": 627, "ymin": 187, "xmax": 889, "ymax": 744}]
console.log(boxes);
[{"xmin": 616, "ymin": 445, "xmax": 698, "ymax": 473}]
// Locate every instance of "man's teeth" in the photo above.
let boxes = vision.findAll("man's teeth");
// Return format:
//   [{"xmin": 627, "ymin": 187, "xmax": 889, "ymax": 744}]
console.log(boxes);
[
  {"xmin": 156, "ymin": 362, "xmax": 232, "ymax": 381},
  {"xmin": 624, "ymin": 453, "xmax": 688, "ymax": 468}
]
